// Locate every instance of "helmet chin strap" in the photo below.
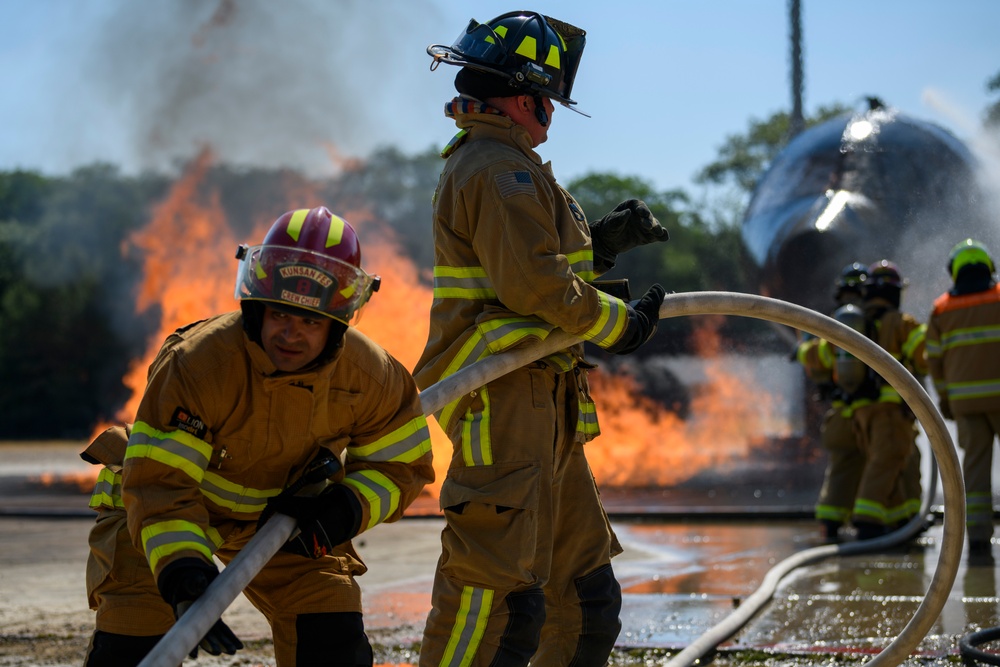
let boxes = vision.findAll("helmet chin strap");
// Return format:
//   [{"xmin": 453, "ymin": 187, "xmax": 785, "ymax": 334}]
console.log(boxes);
[{"xmin": 532, "ymin": 94, "xmax": 548, "ymax": 127}]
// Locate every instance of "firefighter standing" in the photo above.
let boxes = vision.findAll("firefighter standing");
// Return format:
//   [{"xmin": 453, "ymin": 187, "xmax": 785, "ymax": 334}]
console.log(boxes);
[
  {"xmin": 797, "ymin": 263, "xmax": 869, "ymax": 542},
  {"xmin": 417, "ymin": 11, "xmax": 668, "ymax": 666},
  {"xmin": 926, "ymin": 239, "xmax": 1000, "ymax": 558},
  {"xmin": 82, "ymin": 207, "xmax": 434, "ymax": 667},
  {"xmin": 851, "ymin": 260, "xmax": 927, "ymax": 539}
]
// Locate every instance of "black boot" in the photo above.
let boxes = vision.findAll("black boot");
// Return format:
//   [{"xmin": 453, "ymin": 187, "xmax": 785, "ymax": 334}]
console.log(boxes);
[
  {"xmin": 820, "ymin": 520, "xmax": 842, "ymax": 544},
  {"xmin": 854, "ymin": 521, "xmax": 888, "ymax": 541}
]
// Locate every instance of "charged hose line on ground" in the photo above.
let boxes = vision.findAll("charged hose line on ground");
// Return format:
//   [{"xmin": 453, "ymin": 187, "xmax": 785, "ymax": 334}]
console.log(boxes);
[
  {"xmin": 139, "ymin": 291, "xmax": 965, "ymax": 667},
  {"xmin": 960, "ymin": 626, "xmax": 1000, "ymax": 666}
]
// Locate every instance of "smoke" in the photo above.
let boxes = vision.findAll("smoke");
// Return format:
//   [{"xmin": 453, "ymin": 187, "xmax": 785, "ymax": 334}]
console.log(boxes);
[
  {"xmin": 910, "ymin": 87, "xmax": 1000, "ymax": 315},
  {"xmin": 81, "ymin": 0, "xmax": 444, "ymax": 176}
]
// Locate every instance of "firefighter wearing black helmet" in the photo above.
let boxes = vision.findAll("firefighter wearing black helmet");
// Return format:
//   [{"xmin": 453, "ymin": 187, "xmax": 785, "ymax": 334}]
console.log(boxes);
[
  {"xmin": 927, "ymin": 239, "xmax": 1000, "ymax": 559},
  {"xmin": 798, "ymin": 260, "xmax": 927, "ymax": 541},
  {"xmin": 418, "ymin": 10, "xmax": 670, "ymax": 667},
  {"xmin": 851, "ymin": 260, "xmax": 927, "ymax": 539},
  {"xmin": 81, "ymin": 207, "xmax": 434, "ymax": 666},
  {"xmin": 796, "ymin": 262, "xmax": 869, "ymax": 543}
]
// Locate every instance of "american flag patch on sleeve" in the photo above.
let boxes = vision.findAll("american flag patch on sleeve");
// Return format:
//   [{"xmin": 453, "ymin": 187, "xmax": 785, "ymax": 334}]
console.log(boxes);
[{"xmin": 495, "ymin": 171, "xmax": 536, "ymax": 198}]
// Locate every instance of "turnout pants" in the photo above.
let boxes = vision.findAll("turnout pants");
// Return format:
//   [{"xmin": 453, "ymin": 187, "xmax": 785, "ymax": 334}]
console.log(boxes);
[
  {"xmin": 852, "ymin": 402, "xmax": 922, "ymax": 527},
  {"xmin": 956, "ymin": 411, "xmax": 1000, "ymax": 544},
  {"xmin": 815, "ymin": 405, "xmax": 865, "ymax": 524},
  {"xmin": 84, "ymin": 508, "xmax": 373, "ymax": 666},
  {"xmin": 419, "ymin": 363, "xmax": 622, "ymax": 667}
]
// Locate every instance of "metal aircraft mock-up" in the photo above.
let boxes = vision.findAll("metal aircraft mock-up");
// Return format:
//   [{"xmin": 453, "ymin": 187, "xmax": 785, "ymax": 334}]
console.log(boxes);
[{"xmin": 740, "ymin": 97, "xmax": 995, "ymax": 332}]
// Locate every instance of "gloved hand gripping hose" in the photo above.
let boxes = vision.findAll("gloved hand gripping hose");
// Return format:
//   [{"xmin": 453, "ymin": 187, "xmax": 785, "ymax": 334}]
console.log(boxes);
[{"xmin": 138, "ymin": 292, "xmax": 964, "ymax": 667}]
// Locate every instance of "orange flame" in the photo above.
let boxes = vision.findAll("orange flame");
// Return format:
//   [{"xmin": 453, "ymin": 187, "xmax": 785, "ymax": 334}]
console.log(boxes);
[{"xmin": 93, "ymin": 152, "xmax": 788, "ymax": 503}]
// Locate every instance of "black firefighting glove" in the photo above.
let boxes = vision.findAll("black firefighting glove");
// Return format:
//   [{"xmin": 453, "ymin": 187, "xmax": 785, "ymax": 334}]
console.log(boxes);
[
  {"xmin": 606, "ymin": 284, "xmax": 666, "ymax": 355},
  {"xmin": 265, "ymin": 483, "xmax": 363, "ymax": 559},
  {"xmin": 589, "ymin": 199, "xmax": 669, "ymax": 273},
  {"xmin": 157, "ymin": 559, "xmax": 244, "ymax": 658}
]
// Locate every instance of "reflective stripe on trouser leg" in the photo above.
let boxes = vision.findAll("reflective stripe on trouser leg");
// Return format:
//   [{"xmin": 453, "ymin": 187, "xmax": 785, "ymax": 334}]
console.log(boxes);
[
  {"xmin": 853, "ymin": 403, "xmax": 914, "ymax": 526},
  {"xmin": 421, "ymin": 572, "xmax": 545, "ymax": 667},
  {"xmin": 958, "ymin": 412, "xmax": 1000, "ymax": 542},
  {"xmin": 532, "ymin": 372, "xmax": 622, "ymax": 666},
  {"xmin": 815, "ymin": 408, "xmax": 864, "ymax": 522},
  {"xmin": 419, "ymin": 365, "xmax": 556, "ymax": 666}
]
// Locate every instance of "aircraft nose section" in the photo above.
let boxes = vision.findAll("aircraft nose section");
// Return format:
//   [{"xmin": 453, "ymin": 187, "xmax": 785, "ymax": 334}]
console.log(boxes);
[{"xmin": 754, "ymin": 190, "xmax": 887, "ymax": 314}]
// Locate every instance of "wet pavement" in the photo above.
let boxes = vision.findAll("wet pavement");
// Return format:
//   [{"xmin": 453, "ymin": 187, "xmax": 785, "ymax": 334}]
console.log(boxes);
[{"xmin": 1, "ymin": 442, "xmax": 998, "ymax": 666}]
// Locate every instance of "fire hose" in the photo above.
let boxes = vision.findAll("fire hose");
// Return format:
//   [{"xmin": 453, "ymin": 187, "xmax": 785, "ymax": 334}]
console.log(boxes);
[{"xmin": 137, "ymin": 291, "xmax": 964, "ymax": 667}]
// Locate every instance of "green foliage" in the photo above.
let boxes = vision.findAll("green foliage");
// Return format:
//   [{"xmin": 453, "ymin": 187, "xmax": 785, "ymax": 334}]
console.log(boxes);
[
  {"xmin": 696, "ymin": 103, "xmax": 852, "ymax": 195},
  {"xmin": 0, "ymin": 165, "xmax": 167, "ymax": 438},
  {"xmin": 986, "ymin": 69, "xmax": 1000, "ymax": 129},
  {"xmin": 565, "ymin": 172, "xmax": 779, "ymax": 355}
]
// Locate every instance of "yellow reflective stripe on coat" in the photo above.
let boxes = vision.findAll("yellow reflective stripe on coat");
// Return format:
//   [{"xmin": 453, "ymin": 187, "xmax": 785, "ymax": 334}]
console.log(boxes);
[
  {"xmin": 433, "ymin": 266, "xmax": 497, "ymax": 300},
  {"xmin": 200, "ymin": 470, "xmax": 281, "ymax": 514},
  {"xmin": 878, "ymin": 385, "xmax": 903, "ymax": 403},
  {"xmin": 344, "ymin": 470, "xmax": 400, "ymax": 531},
  {"xmin": 480, "ymin": 317, "xmax": 555, "ymax": 354},
  {"xmin": 348, "ymin": 416, "xmax": 432, "ymax": 464},
  {"xmin": 126, "ymin": 422, "xmax": 212, "ymax": 484},
  {"xmin": 565, "ymin": 249, "xmax": 595, "ymax": 283},
  {"xmin": 901, "ymin": 323, "xmax": 926, "ymax": 362},
  {"xmin": 947, "ymin": 378, "xmax": 1000, "ymax": 402},
  {"xmin": 583, "ymin": 292, "xmax": 628, "ymax": 346},
  {"xmin": 89, "ymin": 468, "xmax": 124, "ymax": 509},
  {"xmin": 461, "ymin": 386, "xmax": 492, "ymax": 466},
  {"xmin": 438, "ymin": 333, "xmax": 492, "ymax": 429},
  {"xmin": 141, "ymin": 519, "xmax": 215, "ymax": 572},
  {"xmin": 440, "ymin": 585, "xmax": 494, "ymax": 667},
  {"xmin": 938, "ymin": 324, "xmax": 1000, "ymax": 350},
  {"xmin": 577, "ymin": 399, "xmax": 600, "ymax": 438}
]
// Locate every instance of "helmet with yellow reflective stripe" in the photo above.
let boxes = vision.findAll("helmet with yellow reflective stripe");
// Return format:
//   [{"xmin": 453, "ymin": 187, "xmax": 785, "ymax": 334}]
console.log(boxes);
[
  {"xmin": 428, "ymin": 11, "xmax": 586, "ymax": 110},
  {"xmin": 234, "ymin": 206, "xmax": 380, "ymax": 325},
  {"xmin": 947, "ymin": 238, "xmax": 995, "ymax": 282}
]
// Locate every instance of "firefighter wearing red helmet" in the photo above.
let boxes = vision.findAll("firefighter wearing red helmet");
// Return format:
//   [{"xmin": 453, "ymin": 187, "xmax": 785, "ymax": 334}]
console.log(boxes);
[
  {"xmin": 81, "ymin": 207, "xmax": 433, "ymax": 666},
  {"xmin": 927, "ymin": 239, "xmax": 1000, "ymax": 560},
  {"xmin": 796, "ymin": 262, "xmax": 869, "ymax": 543},
  {"xmin": 850, "ymin": 259, "xmax": 927, "ymax": 539},
  {"xmin": 418, "ymin": 10, "xmax": 670, "ymax": 667}
]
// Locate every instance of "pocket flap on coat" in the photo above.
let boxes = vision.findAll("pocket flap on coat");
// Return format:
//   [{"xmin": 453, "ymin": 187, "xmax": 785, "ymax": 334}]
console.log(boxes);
[{"xmin": 439, "ymin": 464, "xmax": 540, "ymax": 512}]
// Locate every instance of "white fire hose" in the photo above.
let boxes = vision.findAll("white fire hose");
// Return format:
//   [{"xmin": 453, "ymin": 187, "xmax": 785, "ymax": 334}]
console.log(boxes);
[{"xmin": 138, "ymin": 291, "xmax": 963, "ymax": 667}]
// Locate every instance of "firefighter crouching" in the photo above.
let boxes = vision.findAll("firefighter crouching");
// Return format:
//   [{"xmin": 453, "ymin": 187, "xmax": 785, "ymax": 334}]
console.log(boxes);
[
  {"xmin": 926, "ymin": 239, "xmax": 1000, "ymax": 560},
  {"xmin": 81, "ymin": 207, "xmax": 434, "ymax": 667}
]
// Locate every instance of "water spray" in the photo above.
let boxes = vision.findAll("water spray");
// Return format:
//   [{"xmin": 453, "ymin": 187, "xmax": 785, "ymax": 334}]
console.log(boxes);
[{"xmin": 137, "ymin": 291, "xmax": 964, "ymax": 667}]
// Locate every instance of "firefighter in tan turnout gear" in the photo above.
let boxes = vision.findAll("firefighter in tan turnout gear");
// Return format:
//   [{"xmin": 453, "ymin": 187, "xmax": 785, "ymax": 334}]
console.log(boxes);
[
  {"xmin": 81, "ymin": 207, "xmax": 434, "ymax": 667},
  {"xmin": 797, "ymin": 263, "xmax": 869, "ymax": 543},
  {"xmin": 853, "ymin": 260, "xmax": 926, "ymax": 539},
  {"xmin": 417, "ymin": 11, "xmax": 669, "ymax": 667},
  {"xmin": 926, "ymin": 239, "xmax": 1000, "ymax": 559},
  {"xmin": 796, "ymin": 260, "xmax": 926, "ymax": 541}
]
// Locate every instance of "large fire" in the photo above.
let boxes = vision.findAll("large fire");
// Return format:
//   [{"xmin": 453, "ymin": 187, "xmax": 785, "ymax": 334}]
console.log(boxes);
[{"xmin": 86, "ymin": 151, "xmax": 789, "ymax": 504}]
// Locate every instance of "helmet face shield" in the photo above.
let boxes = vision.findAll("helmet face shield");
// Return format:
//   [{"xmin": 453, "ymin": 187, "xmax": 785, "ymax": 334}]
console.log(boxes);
[
  {"xmin": 235, "ymin": 244, "xmax": 376, "ymax": 325},
  {"xmin": 451, "ymin": 19, "xmax": 508, "ymax": 64}
]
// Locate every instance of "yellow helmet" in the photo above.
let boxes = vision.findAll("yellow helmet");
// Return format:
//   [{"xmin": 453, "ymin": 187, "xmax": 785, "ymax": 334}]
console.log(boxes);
[{"xmin": 947, "ymin": 238, "xmax": 995, "ymax": 282}]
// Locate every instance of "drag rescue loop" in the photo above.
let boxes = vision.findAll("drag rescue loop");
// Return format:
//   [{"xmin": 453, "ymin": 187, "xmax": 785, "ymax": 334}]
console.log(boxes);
[{"xmin": 138, "ymin": 291, "xmax": 964, "ymax": 667}]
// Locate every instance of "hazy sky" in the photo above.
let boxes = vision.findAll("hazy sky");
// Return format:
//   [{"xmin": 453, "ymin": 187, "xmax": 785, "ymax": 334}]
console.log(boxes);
[{"xmin": 1, "ymin": 0, "xmax": 997, "ymax": 193}]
